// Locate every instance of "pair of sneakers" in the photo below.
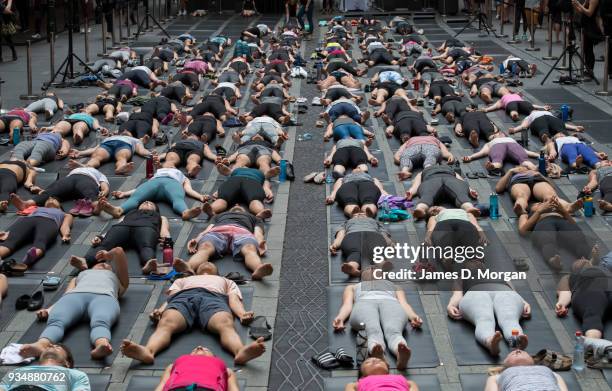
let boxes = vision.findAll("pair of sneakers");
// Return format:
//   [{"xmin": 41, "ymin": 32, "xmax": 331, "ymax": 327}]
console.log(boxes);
[{"xmin": 69, "ymin": 199, "xmax": 94, "ymax": 217}]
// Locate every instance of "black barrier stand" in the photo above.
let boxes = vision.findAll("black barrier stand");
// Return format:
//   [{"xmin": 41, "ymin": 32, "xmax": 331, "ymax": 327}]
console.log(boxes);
[
  {"xmin": 507, "ymin": 0, "xmax": 520, "ymax": 44},
  {"xmin": 596, "ymin": 36, "xmax": 610, "ymax": 95},
  {"xmin": 542, "ymin": 13, "xmax": 558, "ymax": 60},
  {"xmin": 135, "ymin": 0, "xmax": 171, "ymax": 38},
  {"xmin": 525, "ymin": 8, "xmax": 540, "ymax": 51},
  {"xmin": 455, "ymin": 0, "xmax": 501, "ymax": 38},
  {"xmin": 19, "ymin": 41, "xmax": 39, "ymax": 100}
]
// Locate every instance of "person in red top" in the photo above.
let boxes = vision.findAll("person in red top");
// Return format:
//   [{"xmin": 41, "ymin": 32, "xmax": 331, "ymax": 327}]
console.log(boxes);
[{"xmin": 156, "ymin": 346, "xmax": 240, "ymax": 391}]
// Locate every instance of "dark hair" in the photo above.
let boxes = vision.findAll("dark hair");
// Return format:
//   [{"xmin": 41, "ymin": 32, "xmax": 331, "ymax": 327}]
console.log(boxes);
[{"xmin": 55, "ymin": 343, "xmax": 75, "ymax": 368}]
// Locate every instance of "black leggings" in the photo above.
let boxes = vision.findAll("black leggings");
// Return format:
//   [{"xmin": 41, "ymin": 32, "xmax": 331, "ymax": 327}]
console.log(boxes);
[
  {"xmin": 417, "ymin": 176, "xmax": 471, "ymax": 207},
  {"xmin": 461, "ymin": 112, "xmax": 495, "ymax": 140},
  {"xmin": 327, "ymin": 61, "xmax": 357, "ymax": 76},
  {"xmin": 218, "ymin": 177, "xmax": 265, "ymax": 205},
  {"xmin": 384, "ymin": 99, "xmax": 411, "ymax": 120},
  {"xmin": 395, "ymin": 116, "xmax": 428, "ymax": 139},
  {"xmin": 429, "ymin": 82, "xmax": 454, "ymax": 99},
  {"xmin": 529, "ymin": 115, "xmax": 565, "ymax": 140},
  {"xmin": 532, "ymin": 216, "xmax": 592, "ymax": 261},
  {"xmin": 336, "ymin": 181, "xmax": 381, "ymax": 207},
  {"xmin": 514, "ymin": 0, "xmax": 528, "ymax": 35},
  {"xmin": 572, "ymin": 288, "xmax": 612, "ymax": 333},
  {"xmin": 2, "ymin": 217, "xmax": 57, "ymax": 259},
  {"xmin": 441, "ymin": 100, "xmax": 467, "ymax": 117},
  {"xmin": 325, "ymin": 88, "xmax": 352, "ymax": 101},
  {"xmin": 414, "ymin": 58, "xmax": 436, "ymax": 73},
  {"xmin": 601, "ymin": 177, "xmax": 612, "ymax": 203},
  {"xmin": 188, "ymin": 117, "xmax": 217, "ymax": 142},
  {"xmin": 0, "ymin": 168, "xmax": 19, "ymax": 202},
  {"xmin": 160, "ymin": 85, "xmax": 186, "ymax": 102},
  {"xmin": 340, "ymin": 231, "xmax": 387, "ymax": 265},
  {"xmin": 108, "ymin": 84, "xmax": 133, "ymax": 100},
  {"xmin": 369, "ymin": 49, "xmax": 394, "ymax": 65},
  {"xmin": 85, "ymin": 225, "xmax": 158, "ymax": 267},
  {"xmin": 142, "ymin": 98, "xmax": 172, "ymax": 120},
  {"xmin": 430, "ymin": 219, "xmax": 480, "ymax": 258},
  {"xmin": 119, "ymin": 120, "xmax": 153, "ymax": 139},
  {"xmin": 505, "ymin": 101, "xmax": 533, "ymax": 116},
  {"xmin": 331, "ymin": 146, "xmax": 368, "ymax": 168},
  {"xmin": 33, "ymin": 174, "xmax": 99, "ymax": 205}
]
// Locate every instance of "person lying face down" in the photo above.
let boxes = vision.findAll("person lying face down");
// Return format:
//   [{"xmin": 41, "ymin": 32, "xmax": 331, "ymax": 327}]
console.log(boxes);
[
  {"xmin": 120, "ymin": 262, "xmax": 266, "ymax": 366},
  {"xmin": 484, "ymin": 350, "xmax": 569, "ymax": 391}
]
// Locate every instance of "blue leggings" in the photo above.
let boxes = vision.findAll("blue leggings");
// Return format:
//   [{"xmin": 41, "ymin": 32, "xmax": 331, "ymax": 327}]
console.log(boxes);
[
  {"xmin": 121, "ymin": 177, "xmax": 187, "ymax": 214},
  {"xmin": 41, "ymin": 293, "xmax": 120, "ymax": 345},
  {"xmin": 328, "ymin": 103, "xmax": 361, "ymax": 122},
  {"xmin": 333, "ymin": 124, "xmax": 365, "ymax": 141},
  {"xmin": 560, "ymin": 143, "xmax": 600, "ymax": 167}
]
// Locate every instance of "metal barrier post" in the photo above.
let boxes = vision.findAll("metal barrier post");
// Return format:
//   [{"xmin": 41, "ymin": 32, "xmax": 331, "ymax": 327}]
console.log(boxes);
[
  {"xmin": 20, "ymin": 41, "xmax": 38, "ymax": 100},
  {"xmin": 507, "ymin": 0, "xmax": 520, "ymax": 44},
  {"xmin": 525, "ymin": 8, "xmax": 540, "ymax": 51},
  {"xmin": 101, "ymin": 14, "xmax": 108, "ymax": 55},
  {"xmin": 499, "ymin": 1, "xmax": 508, "ymax": 38},
  {"xmin": 84, "ymin": 17, "xmax": 90, "ymax": 62},
  {"xmin": 542, "ymin": 13, "xmax": 557, "ymax": 59},
  {"xmin": 118, "ymin": 7, "xmax": 125, "ymax": 44},
  {"xmin": 49, "ymin": 32, "xmax": 55, "ymax": 80},
  {"xmin": 126, "ymin": 0, "xmax": 131, "ymax": 41},
  {"xmin": 596, "ymin": 36, "xmax": 610, "ymax": 95},
  {"xmin": 111, "ymin": 9, "xmax": 118, "ymax": 47}
]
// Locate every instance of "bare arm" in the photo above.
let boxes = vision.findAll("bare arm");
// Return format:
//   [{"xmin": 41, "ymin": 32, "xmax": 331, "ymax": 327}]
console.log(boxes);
[
  {"xmin": 482, "ymin": 101, "xmax": 502, "ymax": 113},
  {"xmin": 183, "ymin": 179, "xmax": 205, "ymax": 201},
  {"xmin": 154, "ymin": 365, "xmax": 172, "ymax": 391},
  {"xmin": 227, "ymin": 369, "xmax": 240, "ymax": 391},
  {"xmin": 160, "ymin": 216, "xmax": 171, "ymax": 238},
  {"xmin": 333, "ymin": 285, "xmax": 355, "ymax": 324},
  {"xmin": 228, "ymin": 292, "xmax": 247, "ymax": 318},
  {"xmin": 484, "ymin": 375, "xmax": 500, "ymax": 391},
  {"xmin": 60, "ymin": 214, "xmax": 74, "ymax": 241}
]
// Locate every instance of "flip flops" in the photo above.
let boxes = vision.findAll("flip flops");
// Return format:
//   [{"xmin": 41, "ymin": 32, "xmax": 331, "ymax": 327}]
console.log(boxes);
[
  {"xmin": 513, "ymin": 258, "xmax": 530, "ymax": 271},
  {"xmin": 224, "ymin": 271, "xmax": 248, "ymax": 285},
  {"xmin": 249, "ymin": 316, "xmax": 272, "ymax": 341},
  {"xmin": 0, "ymin": 259, "xmax": 27, "ymax": 276},
  {"xmin": 532, "ymin": 349, "xmax": 572, "ymax": 371},
  {"xmin": 311, "ymin": 348, "xmax": 355, "ymax": 370}
]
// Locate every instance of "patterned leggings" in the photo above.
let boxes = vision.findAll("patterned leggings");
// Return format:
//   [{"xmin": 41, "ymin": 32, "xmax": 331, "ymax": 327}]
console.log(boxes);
[{"xmin": 399, "ymin": 144, "xmax": 440, "ymax": 170}]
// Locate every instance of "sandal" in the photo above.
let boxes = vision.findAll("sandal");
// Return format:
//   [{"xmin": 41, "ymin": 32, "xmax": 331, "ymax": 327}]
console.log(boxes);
[
  {"xmin": 334, "ymin": 347, "xmax": 355, "ymax": 368},
  {"xmin": 488, "ymin": 167, "xmax": 503, "ymax": 176},
  {"xmin": 513, "ymin": 258, "xmax": 530, "ymax": 271},
  {"xmin": 42, "ymin": 275, "xmax": 61, "ymax": 290},
  {"xmin": 224, "ymin": 271, "xmax": 248, "ymax": 285},
  {"xmin": 466, "ymin": 172, "xmax": 479, "ymax": 179},
  {"xmin": 0, "ymin": 259, "xmax": 27, "ymax": 276},
  {"xmin": 311, "ymin": 351, "xmax": 340, "ymax": 370},
  {"xmin": 532, "ymin": 349, "xmax": 572, "ymax": 371},
  {"xmin": 249, "ymin": 316, "xmax": 272, "ymax": 341},
  {"xmin": 285, "ymin": 162, "xmax": 295, "ymax": 181},
  {"xmin": 477, "ymin": 172, "xmax": 488, "ymax": 178}
]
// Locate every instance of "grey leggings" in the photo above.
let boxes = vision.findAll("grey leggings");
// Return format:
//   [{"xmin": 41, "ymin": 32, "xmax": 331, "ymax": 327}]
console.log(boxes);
[
  {"xmin": 242, "ymin": 122, "xmax": 280, "ymax": 144},
  {"xmin": 91, "ymin": 59, "xmax": 117, "ymax": 73},
  {"xmin": 349, "ymin": 299, "xmax": 408, "ymax": 354},
  {"xmin": 400, "ymin": 144, "xmax": 440, "ymax": 171},
  {"xmin": 41, "ymin": 292, "xmax": 120, "ymax": 345},
  {"xmin": 25, "ymin": 98, "xmax": 58, "ymax": 115},
  {"xmin": 459, "ymin": 289, "xmax": 524, "ymax": 346},
  {"xmin": 13, "ymin": 140, "xmax": 57, "ymax": 163}
]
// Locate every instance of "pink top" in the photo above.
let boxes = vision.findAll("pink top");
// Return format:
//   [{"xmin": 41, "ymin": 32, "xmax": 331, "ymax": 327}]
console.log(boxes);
[
  {"xmin": 115, "ymin": 79, "xmax": 138, "ymax": 89},
  {"xmin": 184, "ymin": 60, "xmax": 209, "ymax": 74},
  {"xmin": 404, "ymin": 135, "xmax": 440, "ymax": 148},
  {"xmin": 7, "ymin": 109, "xmax": 31, "ymax": 123},
  {"xmin": 500, "ymin": 93, "xmax": 523, "ymax": 108},
  {"xmin": 168, "ymin": 274, "xmax": 242, "ymax": 298},
  {"xmin": 357, "ymin": 374, "xmax": 410, "ymax": 391},
  {"xmin": 162, "ymin": 355, "xmax": 228, "ymax": 391}
]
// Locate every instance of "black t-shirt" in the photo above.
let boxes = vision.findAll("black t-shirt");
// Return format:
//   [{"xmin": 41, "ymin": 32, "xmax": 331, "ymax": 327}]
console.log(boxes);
[
  {"xmin": 212, "ymin": 212, "xmax": 265, "ymax": 233},
  {"xmin": 129, "ymin": 111, "xmax": 154, "ymax": 123},
  {"xmin": 118, "ymin": 209, "xmax": 161, "ymax": 232},
  {"xmin": 240, "ymin": 139, "xmax": 274, "ymax": 149}
]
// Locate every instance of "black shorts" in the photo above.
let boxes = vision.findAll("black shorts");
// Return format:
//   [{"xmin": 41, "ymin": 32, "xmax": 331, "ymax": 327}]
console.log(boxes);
[
  {"xmin": 341, "ymin": 231, "xmax": 387, "ymax": 264},
  {"xmin": 167, "ymin": 288, "xmax": 231, "ymax": 329},
  {"xmin": 108, "ymin": 84, "xmax": 133, "ymax": 99},
  {"xmin": 384, "ymin": 98, "xmax": 410, "ymax": 120},
  {"xmin": 95, "ymin": 100, "xmax": 116, "ymax": 112},
  {"xmin": 160, "ymin": 84, "xmax": 186, "ymax": 102},
  {"xmin": 192, "ymin": 97, "xmax": 226, "ymax": 119},
  {"xmin": 369, "ymin": 49, "xmax": 394, "ymax": 65},
  {"xmin": 188, "ymin": 117, "xmax": 217, "ymax": 142},
  {"xmin": 461, "ymin": 112, "xmax": 495, "ymax": 139},
  {"xmin": 510, "ymin": 175, "xmax": 548, "ymax": 190},
  {"xmin": 158, "ymin": 48, "xmax": 175, "ymax": 62},
  {"xmin": 218, "ymin": 176, "xmax": 266, "ymax": 204},
  {"xmin": 331, "ymin": 146, "xmax": 368, "ymax": 168},
  {"xmin": 505, "ymin": 101, "xmax": 534, "ymax": 116},
  {"xmin": 414, "ymin": 58, "xmax": 436, "ymax": 73},
  {"xmin": 417, "ymin": 176, "xmax": 471, "ymax": 207},
  {"xmin": 327, "ymin": 61, "xmax": 355, "ymax": 75},
  {"xmin": 529, "ymin": 115, "xmax": 565, "ymax": 139},
  {"xmin": 173, "ymin": 72, "xmax": 199, "ymax": 89},
  {"xmin": 336, "ymin": 180, "xmax": 381, "ymax": 207},
  {"xmin": 142, "ymin": 97, "xmax": 172, "ymax": 120},
  {"xmin": 330, "ymin": 71, "xmax": 348, "ymax": 83},
  {"xmin": 0, "ymin": 168, "xmax": 19, "ymax": 201},
  {"xmin": 122, "ymin": 69, "xmax": 151, "ymax": 88},
  {"xmin": 325, "ymin": 88, "xmax": 352, "ymax": 101},
  {"xmin": 395, "ymin": 116, "xmax": 428, "ymax": 138},
  {"xmin": 269, "ymin": 51, "xmax": 290, "ymax": 62},
  {"xmin": 265, "ymin": 62, "xmax": 288, "ymax": 75},
  {"xmin": 262, "ymin": 74, "xmax": 282, "ymax": 85},
  {"xmin": 448, "ymin": 48, "xmax": 469, "ymax": 60},
  {"xmin": 230, "ymin": 61, "xmax": 249, "ymax": 75},
  {"xmin": 213, "ymin": 87, "xmax": 236, "ymax": 101},
  {"xmin": 429, "ymin": 81, "xmax": 454, "ymax": 98},
  {"xmin": 119, "ymin": 119, "xmax": 152, "ymax": 138},
  {"xmin": 260, "ymin": 88, "xmax": 283, "ymax": 99},
  {"xmin": 250, "ymin": 102, "xmax": 283, "ymax": 121},
  {"xmin": 168, "ymin": 143, "xmax": 204, "ymax": 164},
  {"xmin": 378, "ymin": 81, "xmax": 400, "ymax": 97}
]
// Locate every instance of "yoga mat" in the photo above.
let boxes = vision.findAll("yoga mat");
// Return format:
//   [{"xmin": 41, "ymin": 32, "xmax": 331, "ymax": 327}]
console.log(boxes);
[
  {"xmin": 324, "ymin": 374, "xmax": 441, "ymax": 391},
  {"xmin": 60, "ymin": 176, "xmax": 128, "ymax": 213},
  {"xmin": 96, "ymin": 155, "xmax": 146, "ymax": 177},
  {"xmin": 5, "ymin": 218, "xmax": 90, "ymax": 274},
  {"xmin": 459, "ymin": 371, "xmax": 580, "ymax": 391},
  {"xmin": 127, "ymin": 375, "xmax": 246, "ymax": 390},
  {"xmin": 326, "ymin": 285, "xmax": 439, "ymax": 369},
  {"xmin": 178, "ymin": 223, "xmax": 254, "ymax": 278},
  {"xmin": 8, "ymin": 172, "xmax": 59, "ymax": 213},
  {"xmin": 440, "ymin": 289, "xmax": 563, "ymax": 365},
  {"xmin": 0, "ymin": 278, "xmax": 43, "ymax": 331},
  {"xmin": 89, "ymin": 374, "xmax": 111, "ymax": 391},
  {"xmin": 135, "ymin": 178, "xmax": 204, "ymax": 218},
  {"xmin": 132, "ymin": 286, "xmax": 253, "ymax": 370},
  {"xmin": 19, "ymin": 284, "xmax": 154, "ymax": 368},
  {"xmin": 539, "ymin": 275, "xmax": 612, "ymax": 337}
]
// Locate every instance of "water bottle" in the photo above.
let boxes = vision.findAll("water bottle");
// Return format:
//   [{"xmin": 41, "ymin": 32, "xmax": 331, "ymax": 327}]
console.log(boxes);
[
  {"xmin": 356, "ymin": 322, "xmax": 368, "ymax": 366},
  {"xmin": 146, "ymin": 155, "xmax": 155, "ymax": 179},
  {"xmin": 413, "ymin": 78, "xmax": 420, "ymax": 91},
  {"xmin": 315, "ymin": 60, "xmax": 323, "ymax": 81},
  {"xmin": 325, "ymin": 173, "xmax": 334, "ymax": 184},
  {"xmin": 499, "ymin": 63, "xmax": 505, "ymax": 74},
  {"xmin": 509, "ymin": 329, "xmax": 519, "ymax": 349},
  {"xmin": 583, "ymin": 196, "xmax": 594, "ymax": 217},
  {"xmin": 490, "ymin": 193, "xmax": 499, "ymax": 220},
  {"xmin": 572, "ymin": 331, "xmax": 585, "ymax": 372},
  {"xmin": 279, "ymin": 159, "xmax": 287, "ymax": 183},
  {"xmin": 162, "ymin": 238, "xmax": 173, "ymax": 264},
  {"xmin": 561, "ymin": 104, "xmax": 570, "ymax": 122},
  {"xmin": 538, "ymin": 151, "xmax": 547, "ymax": 177},
  {"xmin": 12, "ymin": 128, "xmax": 20, "ymax": 145}
]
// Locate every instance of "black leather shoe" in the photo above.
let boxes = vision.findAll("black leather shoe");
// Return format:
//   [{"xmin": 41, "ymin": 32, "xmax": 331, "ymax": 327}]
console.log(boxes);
[
  {"xmin": 27, "ymin": 291, "xmax": 44, "ymax": 311},
  {"xmin": 15, "ymin": 294, "xmax": 31, "ymax": 310}
]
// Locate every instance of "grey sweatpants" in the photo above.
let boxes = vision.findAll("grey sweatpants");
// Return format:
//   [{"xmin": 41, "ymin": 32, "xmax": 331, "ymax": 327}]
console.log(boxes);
[
  {"xmin": 13, "ymin": 140, "xmax": 56, "ymax": 164},
  {"xmin": 400, "ymin": 144, "xmax": 440, "ymax": 171},
  {"xmin": 25, "ymin": 98, "xmax": 57, "ymax": 115},
  {"xmin": 349, "ymin": 299, "xmax": 408, "ymax": 354},
  {"xmin": 459, "ymin": 289, "xmax": 524, "ymax": 346},
  {"xmin": 90, "ymin": 59, "xmax": 116, "ymax": 73},
  {"xmin": 41, "ymin": 292, "xmax": 120, "ymax": 345},
  {"xmin": 242, "ymin": 121, "xmax": 280, "ymax": 144}
]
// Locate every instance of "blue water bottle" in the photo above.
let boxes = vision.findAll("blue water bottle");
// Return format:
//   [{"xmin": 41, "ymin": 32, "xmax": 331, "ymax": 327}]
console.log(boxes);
[
  {"xmin": 499, "ymin": 63, "xmax": 505, "ymax": 74},
  {"xmin": 583, "ymin": 195, "xmax": 594, "ymax": 217},
  {"xmin": 489, "ymin": 193, "xmax": 499, "ymax": 220},
  {"xmin": 561, "ymin": 104, "xmax": 569, "ymax": 122},
  {"xmin": 538, "ymin": 151, "xmax": 547, "ymax": 176},
  {"xmin": 325, "ymin": 173, "xmax": 334, "ymax": 184},
  {"xmin": 12, "ymin": 128, "xmax": 20, "ymax": 145},
  {"xmin": 279, "ymin": 160, "xmax": 287, "ymax": 183},
  {"xmin": 572, "ymin": 331, "xmax": 585, "ymax": 372}
]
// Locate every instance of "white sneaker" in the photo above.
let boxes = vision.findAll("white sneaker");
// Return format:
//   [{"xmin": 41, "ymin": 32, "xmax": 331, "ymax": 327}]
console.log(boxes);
[
  {"xmin": 87, "ymin": 28, "xmax": 91, "ymax": 33},
  {"xmin": 80, "ymin": 27, "xmax": 85, "ymax": 33},
  {"xmin": 31, "ymin": 33, "xmax": 41, "ymax": 39}
]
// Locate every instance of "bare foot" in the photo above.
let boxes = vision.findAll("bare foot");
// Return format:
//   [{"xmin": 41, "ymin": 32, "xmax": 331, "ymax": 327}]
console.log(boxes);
[
  {"xmin": 548, "ymin": 255, "xmax": 562, "ymax": 271},
  {"xmin": 187, "ymin": 164, "xmax": 201, "ymax": 178},
  {"xmin": 19, "ymin": 342, "xmax": 47, "ymax": 359},
  {"xmin": 172, "ymin": 258, "xmax": 194, "ymax": 275},
  {"xmin": 370, "ymin": 344, "xmax": 384, "ymax": 359},
  {"xmin": 256, "ymin": 209, "xmax": 272, "ymax": 220},
  {"xmin": 341, "ymin": 263, "xmax": 361, "ymax": 277},
  {"xmin": 216, "ymin": 163, "xmax": 232, "ymax": 176},
  {"xmin": 469, "ymin": 130, "xmax": 479, "ymax": 147},
  {"xmin": 9, "ymin": 193, "xmax": 30, "ymax": 211},
  {"xmin": 569, "ymin": 198, "xmax": 583, "ymax": 213},
  {"xmin": 599, "ymin": 199, "xmax": 612, "ymax": 212},
  {"xmin": 252, "ymin": 263, "xmax": 273, "ymax": 280},
  {"xmin": 234, "ymin": 337, "xmax": 266, "ymax": 365},
  {"xmin": 396, "ymin": 342, "xmax": 411, "ymax": 370},
  {"xmin": 201, "ymin": 202, "xmax": 214, "ymax": 218},
  {"xmin": 591, "ymin": 244, "xmax": 601, "ymax": 265},
  {"xmin": 115, "ymin": 162, "xmax": 135, "ymax": 175},
  {"xmin": 265, "ymin": 166, "xmax": 280, "ymax": 179},
  {"xmin": 182, "ymin": 206, "xmax": 201, "ymax": 220},
  {"xmin": 120, "ymin": 340, "xmax": 154, "ymax": 364},
  {"xmin": 141, "ymin": 259, "xmax": 158, "ymax": 275},
  {"xmin": 398, "ymin": 171, "xmax": 412, "ymax": 180},
  {"xmin": 486, "ymin": 331, "xmax": 503, "ymax": 356},
  {"xmin": 91, "ymin": 340, "xmax": 113, "ymax": 360},
  {"xmin": 73, "ymin": 133, "xmax": 83, "ymax": 145},
  {"xmin": 517, "ymin": 334, "xmax": 528, "ymax": 350},
  {"xmin": 69, "ymin": 256, "xmax": 88, "ymax": 271},
  {"xmin": 575, "ymin": 154, "xmax": 584, "ymax": 168},
  {"xmin": 513, "ymin": 202, "xmax": 527, "ymax": 216},
  {"xmin": 0, "ymin": 201, "xmax": 7, "ymax": 212},
  {"xmin": 100, "ymin": 199, "xmax": 122, "ymax": 218}
]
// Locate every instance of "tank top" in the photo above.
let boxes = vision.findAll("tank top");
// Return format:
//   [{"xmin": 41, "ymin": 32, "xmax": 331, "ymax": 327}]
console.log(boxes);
[
  {"xmin": 498, "ymin": 366, "xmax": 560, "ymax": 391},
  {"xmin": 232, "ymin": 167, "xmax": 265, "ymax": 185},
  {"xmin": 35, "ymin": 132, "xmax": 62, "ymax": 151},
  {"xmin": 356, "ymin": 374, "xmax": 410, "ymax": 390},
  {"xmin": 117, "ymin": 209, "xmax": 161, "ymax": 232},
  {"xmin": 162, "ymin": 355, "xmax": 228, "ymax": 391},
  {"xmin": 569, "ymin": 267, "xmax": 612, "ymax": 294},
  {"xmin": 489, "ymin": 137, "xmax": 517, "ymax": 147},
  {"xmin": 336, "ymin": 138, "xmax": 363, "ymax": 150},
  {"xmin": 354, "ymin": 281, "xmax": 398, "ymax": 302},
  {"xmin": 7, "ymin": 109, "xmax": 31, "ymax": 123},
  {"xmin": 343, "ymin": 172, "xmax": 373, "ymax": 184},
  {"xmin": 421, "ymin": 165, "xmax": 455, "ymax": 181},
  {"xmin": 435, "ymin": 208, "xmax": 470, "ymax": 222},
  {"xmin": 500, "ymin": 94, "xmax": 523, "ymax": 108},
  {"xmin": 596, "ymin": 165, "xmax": 612, "ymax": 183},
  {"xmin": 67, "ymin": 113, "xmax": 95, "ymax": 129},
  {"xmin": 29, "ymin": 207, "xmax": 65, "ymax": 228}
]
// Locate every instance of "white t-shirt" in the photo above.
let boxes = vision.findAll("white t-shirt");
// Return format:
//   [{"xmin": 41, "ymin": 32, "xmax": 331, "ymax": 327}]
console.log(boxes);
[
  {"xmin": 217, "ymin": 82, "xmax": 237, "ymax": 91},
  {"xmin": 367, "ymin": 41, "xmax": 385, "ymax": 54},
  {"xmin": 488, "ymin": 136, "xmax": 517, "ymax": 147},
  {"xmin": 326, "ymin": 98, "xmax": 360, "ymax": 114},
  {"xmin": 250, "ymin": 116, "xmax": 281, "ymax": 128},
  {"xmin": 555, "ymin": 136, "xmax": 581, "ymax": 152},
  {"xmin": 525, "ymin": 110, "xmax": 554, "ymax": 126},
  {"xmin": 502, "ymin": 56, "xmax": 522, "ymax": 69},
  {"xmin": 102, "ymin": 135, "xmax": 142, "ymax": 152},
  {"xmin": 153, "ymin": 167, "xmax": 187, "ymax": 184},
  {"xmin": 68, "ymin": 167, "xmax": 109, "ymax": 187}
]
